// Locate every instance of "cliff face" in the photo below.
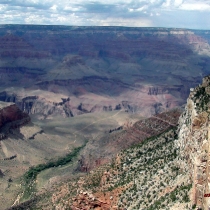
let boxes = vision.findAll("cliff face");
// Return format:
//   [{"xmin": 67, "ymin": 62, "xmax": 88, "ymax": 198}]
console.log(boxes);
[
  {"xmin": 0, "ymin": 101, "xmax": 30, "ymax": 181},
  {"xmin": 0, "ymin": 86, "xmax": 182, "ymax": 119},
  {"xmin": 0, "ymin": 102, "xmax": 30, "ymax": 138},
  {"xmin": 176, "ymin": 75, "xmax": 210, "ymax": 209}
]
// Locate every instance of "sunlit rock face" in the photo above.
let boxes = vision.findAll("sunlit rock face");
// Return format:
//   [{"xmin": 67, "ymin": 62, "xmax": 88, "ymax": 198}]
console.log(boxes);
[
  {"xmin": 176, "ymin": 75, "xmax": 210, "ymax": 209},
  {"xmin": 0, "ymin": 25, "xmax": 210, "ymax": 118}
]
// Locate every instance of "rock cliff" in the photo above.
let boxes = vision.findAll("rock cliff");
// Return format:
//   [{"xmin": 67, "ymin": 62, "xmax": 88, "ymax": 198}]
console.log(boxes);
[
  {"xmin": 176, "ymin": 75, "xmax": 210, "ymax": 209},
  {"xmin": 0, "ymin": 90, "xmax": 73, "ymax": 119},
  {"xmin": 0, "ymin": 102, "xmax": 30, "ymax": 135}
]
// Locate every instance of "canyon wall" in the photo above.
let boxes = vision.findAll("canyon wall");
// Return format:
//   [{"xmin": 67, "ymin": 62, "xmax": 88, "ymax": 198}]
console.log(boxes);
[
  {"xmin": 176, "ymin": 75, "xmax": 210, "ymax": 209},
  {"xmin": 0, "ymin": 25, "xmax": 209, "ymax": 118}
]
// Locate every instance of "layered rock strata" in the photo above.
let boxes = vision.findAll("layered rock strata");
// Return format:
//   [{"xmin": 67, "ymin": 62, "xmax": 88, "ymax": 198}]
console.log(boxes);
[
  {"xmin": 0, "ymin": 91, "xmax": 73, "ymax": 119},
  {"xmin": 0, "ymin": 25, "xmax": 209, "ymax": 118},
  {"xmin": 176, "ymin": 75, "xmax": 210, "ymax": 209}
]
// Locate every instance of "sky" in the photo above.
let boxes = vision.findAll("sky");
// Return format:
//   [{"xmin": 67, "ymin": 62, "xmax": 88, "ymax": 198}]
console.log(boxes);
[{"xmin": 0, "ymin": 0, "xmax": 210, "ymax": 29}]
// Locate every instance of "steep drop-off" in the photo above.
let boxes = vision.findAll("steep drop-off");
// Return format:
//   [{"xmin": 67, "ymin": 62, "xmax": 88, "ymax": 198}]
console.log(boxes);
[{"xmin": 176, "ymin": 75, "xmax": 210, "ymax": 209}]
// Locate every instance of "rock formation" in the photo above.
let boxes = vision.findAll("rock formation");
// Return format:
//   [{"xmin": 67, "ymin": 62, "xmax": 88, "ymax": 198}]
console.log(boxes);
[
  {"xmin": 148, "ymin": 86, "xmax": 168, "ymax": 95},
  {"xmin": 0, "ymin": 101, "xmax": 30, "ymax": 139},
  {"xmin": 0, "ymin": 90, "xmax": 73, "ymax": 119},
  {"xmin": 176, "ymin": 75, "xmax": 210, "ymax": 209}
]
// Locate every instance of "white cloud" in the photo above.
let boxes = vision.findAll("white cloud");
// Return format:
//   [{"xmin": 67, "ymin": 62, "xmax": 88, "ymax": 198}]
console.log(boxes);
[
  {"xmin": 0, "ymin": 5, "xmax": 6, "ymax": 11},
  {"xmin": 128, "ymin": 5, "xmax": 148, "ymax": 12},
  {"xmin": 0, "ymin": 0, "xmax": 209, "ymax": 29},
  {"xmin": 94, "ymin": 17, "xmax": 153, "ymax": 27},
  {"xmin": 179, "ymin": 2, "xmax": 210, "ymax": 11},
  {"xmin": 50, "ymin": 5, "xmax": 57, "ymax": 11},
  {"xmin": 162, "ymin": 0, "xmax": 171, "ymax": 8},
  {"xmin": 174, "ymin": 0, "xmax": 183, "ymax": 7},
  {"xmin": 24, "ymin": 14, "xmax": 42, "ymax": 23},
  {"xmin": 64, "ymin": 6, "xmax": 81, "ymax": 12},
  {"xmin": 161, "ymin": 0, "xmax": 184, "ymax": 8}
]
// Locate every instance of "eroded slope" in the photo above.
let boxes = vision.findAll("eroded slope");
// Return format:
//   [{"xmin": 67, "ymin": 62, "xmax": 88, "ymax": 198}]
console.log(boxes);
[{"xmin": 6, "ymin": 109, "xmax": 183, "ymax": 210}]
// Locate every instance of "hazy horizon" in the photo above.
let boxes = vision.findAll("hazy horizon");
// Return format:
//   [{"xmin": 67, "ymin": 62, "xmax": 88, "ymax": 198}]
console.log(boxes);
[{"xmin": 0, "ymin": 23, "xmax": 209, "ymax": 31}]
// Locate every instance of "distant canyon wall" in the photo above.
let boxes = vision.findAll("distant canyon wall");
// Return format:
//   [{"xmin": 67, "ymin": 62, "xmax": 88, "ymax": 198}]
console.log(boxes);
[
  {"xmin": 0, "ymin": 26, "xmax": 209, "ymax": 118},
  {"xmin": 0, "ymin": 82, "xmax": 185, "ymax": 119}
]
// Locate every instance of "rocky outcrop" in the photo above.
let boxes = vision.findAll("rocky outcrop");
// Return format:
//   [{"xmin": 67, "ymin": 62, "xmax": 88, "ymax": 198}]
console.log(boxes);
[
  {"xmin": 46, "ymin": 120, "xmax": 184, "ymax": 210},
  {"xmin": 176, "ymin": 75, "xmax": 210, "ymax": 209},
  {"xmin": 0, "ymin": 102, "xmax": 30, "ymax": 139},
  {"xmin": 60, "ymin": 190, "xmax": 112, "ymax": 210},
  {"xmin": 0, "ymin": 91, "xmax": 73, "ymax": 118},
  {"xmin": 148, "ymin": 86, "xmax": 167, "ymax": 95}
]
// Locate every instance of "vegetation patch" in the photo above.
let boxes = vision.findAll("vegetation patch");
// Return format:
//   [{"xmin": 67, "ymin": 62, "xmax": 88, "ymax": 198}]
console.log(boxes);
[
  {"xmin": 192, "ymin": 86, "xmax": 210, "ymax": 112},
  {"xmin": 21, "ymin": 143, "xmax": 86, "ymax": 201}
]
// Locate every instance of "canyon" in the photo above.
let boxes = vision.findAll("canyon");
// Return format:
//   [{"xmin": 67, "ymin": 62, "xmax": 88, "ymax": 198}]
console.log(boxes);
[
  {"xmin": 0, "ymin": 25, "xmax": 210, "ymax": 209},
  {"xmin": 0, "ymin": 26, "xmax": 210, "ymax": 119},
  {"xmin": 22, "ymin": 76, "xmax": 210, "ymax": 210}
]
